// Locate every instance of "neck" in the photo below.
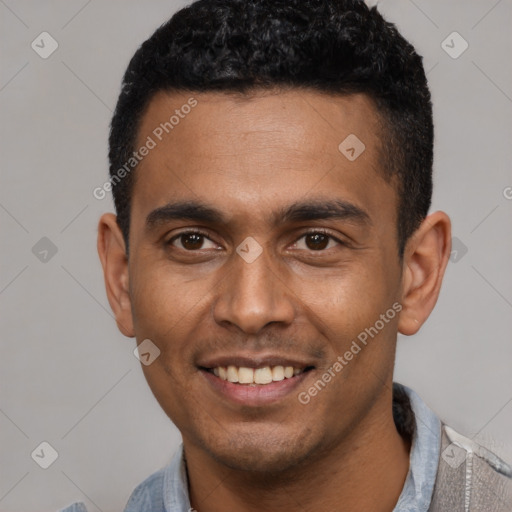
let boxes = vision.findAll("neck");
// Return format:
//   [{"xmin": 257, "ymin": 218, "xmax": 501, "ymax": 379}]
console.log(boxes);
[{"xmin": 185, "ymin": 390, "xmax": 411, "ymax": 512}]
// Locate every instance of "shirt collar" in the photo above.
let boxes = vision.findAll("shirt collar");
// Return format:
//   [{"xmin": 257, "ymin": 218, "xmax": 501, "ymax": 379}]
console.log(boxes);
[
  {"xmin": 392, "ymin": 383, "xmax": 441, "ymax": 512},
  {"xmin": 163, "ymin": 443, "xmax": 190, "ymax": 512}
]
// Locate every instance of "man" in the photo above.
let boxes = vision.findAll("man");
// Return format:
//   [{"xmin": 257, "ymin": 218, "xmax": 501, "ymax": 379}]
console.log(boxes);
[{"xmin": 63, "ymin": 0, "xmax": 512, "ymax": 510}]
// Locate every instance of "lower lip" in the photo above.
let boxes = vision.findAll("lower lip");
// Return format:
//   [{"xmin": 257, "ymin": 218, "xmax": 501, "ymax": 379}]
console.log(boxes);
[{"xmin": 200, "ymin": 369, "xmax": 313, "ymax": 406}]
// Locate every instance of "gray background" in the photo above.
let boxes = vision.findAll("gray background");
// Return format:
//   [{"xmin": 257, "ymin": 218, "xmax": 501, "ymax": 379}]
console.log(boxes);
[{"xmin": 1, "ymin": 1, "xmax": 511, "ymax": 510}]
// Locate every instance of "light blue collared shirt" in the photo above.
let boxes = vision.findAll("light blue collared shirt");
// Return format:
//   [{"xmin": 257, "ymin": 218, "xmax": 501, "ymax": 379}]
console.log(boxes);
[{"xmin": 60, "ymin": 383, "xmax": 441, "ymax": 512}]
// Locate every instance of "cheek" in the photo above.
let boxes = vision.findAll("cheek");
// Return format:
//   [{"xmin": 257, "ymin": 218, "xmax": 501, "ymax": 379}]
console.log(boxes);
[
  {"xmin": 290, "ymin": 262, "xmax": 391, "ymax": 334},
  {"xmin": 131, "ymin": 266, "xmax": 209, "ymax": 419},
  {"xmin": 130, "ymin": 258, "xmax": 211, "ymax": 332}
]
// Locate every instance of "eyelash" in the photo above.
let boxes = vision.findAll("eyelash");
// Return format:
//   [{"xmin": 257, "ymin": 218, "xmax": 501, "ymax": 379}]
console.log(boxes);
[
  {"xmin": 166, "ymin": 229, "xmax": 213, "ymax": 247},
  {"xmin": 166, "ymin": 228, "xmax": 346, "ymax": 251},
  {"xmin": 291, "ymin": 228, "xmax": 346, "ymax": 250}
]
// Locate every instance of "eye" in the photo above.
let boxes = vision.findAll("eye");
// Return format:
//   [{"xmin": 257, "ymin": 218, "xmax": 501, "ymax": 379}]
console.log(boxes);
[
  {"xmin": 291, "ymin": 231, "xmax": 342, "ymax": 251},
  {"xmin": 167, "ymin": 230, "xmax": 219, "ymax": 251}
]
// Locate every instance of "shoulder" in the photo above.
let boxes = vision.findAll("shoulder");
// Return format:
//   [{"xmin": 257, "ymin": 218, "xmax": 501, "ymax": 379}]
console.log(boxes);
[
  {"xmin": 123, "ymin": 466, "xmax": 167, "ymax": 512},
  {"xmin": 56, "ymin": 470, "xmax": 166, "ymax": 512},
  {"xmin": 58, "ymin": 503, "xmax": 89, "ymax": 512},
  {"xmin": 429, "ymin": 425, "xmax": 512, "ymax": 511}
]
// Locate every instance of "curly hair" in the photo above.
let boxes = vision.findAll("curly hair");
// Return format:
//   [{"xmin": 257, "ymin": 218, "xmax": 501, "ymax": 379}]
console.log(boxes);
[{"xmin": 109, "ymin": 0, "xmax": 433, "ymax": 257}]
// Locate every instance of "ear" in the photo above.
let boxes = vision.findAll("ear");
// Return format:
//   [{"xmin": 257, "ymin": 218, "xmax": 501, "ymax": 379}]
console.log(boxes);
[
  {"xmin": 398, "ymin": 211, "xmax": 451, "ymax": 336},
  {"xmin": 97, "ymin": 213, "xmax": 135, "ymax": 337}
]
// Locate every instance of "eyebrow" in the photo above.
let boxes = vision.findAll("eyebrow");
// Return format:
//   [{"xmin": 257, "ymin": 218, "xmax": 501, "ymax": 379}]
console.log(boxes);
[
  {"xmin": 146, "ymin": 201, "xmax": 226, "ymax": 229},
  {"xmin": 278, "ymin": 199, "xmax": 371, "ymax": 226},
  {"xmin": 145, "ymin": 198, "xmax": 371, "ymax": 231}
]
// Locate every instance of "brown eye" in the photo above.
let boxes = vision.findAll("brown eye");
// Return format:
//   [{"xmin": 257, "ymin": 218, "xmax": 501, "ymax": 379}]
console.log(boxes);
[
  {"xmin": 168, "ymin": 231, "xmax": 218, "ymax": 251},
  {"xmin": 290, "ymin": 231, "xmax": 342, "ymax": 252},
  {"xmin": 304, "ymin": 233, "xmax": 330, "ymax": 250},
  {"xmin": 180, "ymin": 233, "xmax": 204, "ymax": 250}
]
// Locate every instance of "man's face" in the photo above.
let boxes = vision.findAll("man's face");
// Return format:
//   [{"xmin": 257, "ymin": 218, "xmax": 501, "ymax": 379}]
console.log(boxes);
[{"xmin": 127, "ymin": 89, "xmax": 403, "ymax": 472}]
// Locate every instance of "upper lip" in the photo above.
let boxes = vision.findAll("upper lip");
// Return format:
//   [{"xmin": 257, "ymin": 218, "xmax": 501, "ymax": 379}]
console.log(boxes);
[{"xmin": 197, "ymin": 353, "xmax": 316, "ymax": 370}]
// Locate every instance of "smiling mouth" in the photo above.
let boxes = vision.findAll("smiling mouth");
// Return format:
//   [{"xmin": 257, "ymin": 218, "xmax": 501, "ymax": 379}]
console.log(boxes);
[{"xmin": 202, "ymin": 365, "xmax": 315, "ymax": 385}]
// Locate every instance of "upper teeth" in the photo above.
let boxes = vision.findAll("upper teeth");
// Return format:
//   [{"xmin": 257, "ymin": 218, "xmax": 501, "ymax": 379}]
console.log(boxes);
[{"xmin": 212, "ymin": 365, "xmax": 303, "ymax": 385}]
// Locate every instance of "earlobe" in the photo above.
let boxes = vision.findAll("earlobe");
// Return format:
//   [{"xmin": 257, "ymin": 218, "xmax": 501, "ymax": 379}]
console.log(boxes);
[
  {"xmin": 97, "ymin": 213, "xmax": 135, "ymax": 337},
  {"xmin": 398, "ymin": 211, "xmax": 451, "ymax": 336}
]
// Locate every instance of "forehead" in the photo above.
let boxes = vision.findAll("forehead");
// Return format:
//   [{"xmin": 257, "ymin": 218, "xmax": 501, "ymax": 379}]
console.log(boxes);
[{"xmin": 131, "ymin": 89, "xmax": 394, "ymax": 229}]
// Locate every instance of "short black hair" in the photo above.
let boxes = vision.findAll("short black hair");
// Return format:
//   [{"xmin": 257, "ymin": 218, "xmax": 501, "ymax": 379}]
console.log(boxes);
[{"xmin": 109, "ymin": 0, "xmax": 433, "ymax": 257}]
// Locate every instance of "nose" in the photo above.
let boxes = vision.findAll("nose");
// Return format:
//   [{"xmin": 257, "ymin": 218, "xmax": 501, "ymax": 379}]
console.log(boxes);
[{"xmin": 213, "ymin": 247, "xmax": 295, "ymax": 334}]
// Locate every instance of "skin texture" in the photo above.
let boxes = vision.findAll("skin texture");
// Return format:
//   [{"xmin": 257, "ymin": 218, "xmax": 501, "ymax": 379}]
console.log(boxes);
[{"xmin": 98, "ymin": 89, "xmax": 451, "ymax": 511}]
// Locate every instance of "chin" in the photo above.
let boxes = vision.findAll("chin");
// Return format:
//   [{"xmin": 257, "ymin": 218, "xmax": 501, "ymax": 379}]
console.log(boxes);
[{"xmin": 198, "ymin": 426, "xmax": 318, "ymax": 475}]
